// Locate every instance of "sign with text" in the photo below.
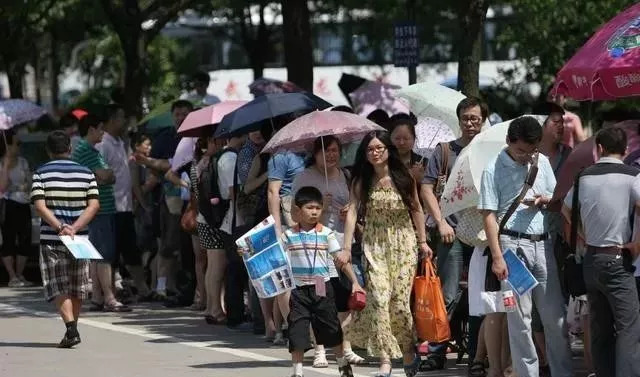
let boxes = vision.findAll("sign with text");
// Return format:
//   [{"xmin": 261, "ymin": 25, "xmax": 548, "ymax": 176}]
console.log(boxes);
[{"xmin": 394, "ymin": 22, "xmax": 419, "ymax": 67}]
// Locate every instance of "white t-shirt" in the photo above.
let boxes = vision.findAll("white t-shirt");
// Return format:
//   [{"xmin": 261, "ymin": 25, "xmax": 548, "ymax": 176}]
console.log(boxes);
[{"xmin": 218, "ymin": 150, "xmax": 243, "ymax": 235}]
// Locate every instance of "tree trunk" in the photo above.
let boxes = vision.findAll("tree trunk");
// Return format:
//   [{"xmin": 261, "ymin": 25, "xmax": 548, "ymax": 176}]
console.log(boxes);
[
  {"xmin": 281, "ymin": 0, "xmax": 313, "ymax": 91},
  {"xmin": 121, "ymin": 35, "xmax": 145, "ymax": 117},
  {"xmin": 6, "ymin": 62, "xmax": 24, "ymax": 99},
  {"xmin": 456, "ymin": 0, "xmax": 489, "ymax": 98},
  {"xmin": 49, "ymin": 30, "xmax": 60, "ymax": 111}
]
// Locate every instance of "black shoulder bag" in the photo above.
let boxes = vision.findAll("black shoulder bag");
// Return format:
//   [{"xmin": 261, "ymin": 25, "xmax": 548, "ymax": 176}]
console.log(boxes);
[
  {"xmin": 562, "ymin": 172, "xmax": 587, "ymax": 297},
  {"xmin": 484, "ymin": 153, "xmax": 539, "ymax": 292}
]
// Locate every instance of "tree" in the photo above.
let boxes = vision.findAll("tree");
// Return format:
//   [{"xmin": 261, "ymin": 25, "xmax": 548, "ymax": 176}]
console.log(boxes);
[
  {"xmin": 498, "ymin": 0, "xmax": 637, "ymax": 96},
  {"xmin": 97, "ymin": 0, "xmax": 198, "ymax": 116},
  {"xmin": 282, "ymin": 0, "xmax": 313, "ymax": 91},
  {"xmin": 0, "ymin": 0, "xmax": 57, "ymax": 98},
  {"xmin": 456, "ymin": 0, "xmax": 489, "ymax": 97}
]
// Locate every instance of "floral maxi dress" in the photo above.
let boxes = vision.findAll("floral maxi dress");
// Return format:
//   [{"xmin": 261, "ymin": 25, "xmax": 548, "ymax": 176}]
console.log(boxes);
[{"xmin": 346, "ymin": 186, "xmax": 418, "ymax": 359}]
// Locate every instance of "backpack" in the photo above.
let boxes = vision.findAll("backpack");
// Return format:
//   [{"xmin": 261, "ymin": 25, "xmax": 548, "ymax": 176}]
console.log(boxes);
[{"xmin": 198, "ymin": 148, "xmax": 237, "ymax": 228}]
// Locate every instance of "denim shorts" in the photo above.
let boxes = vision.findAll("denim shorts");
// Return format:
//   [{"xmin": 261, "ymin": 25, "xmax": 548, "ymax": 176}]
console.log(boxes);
[{"xmin": 89, "ymin": 214, "xmax": 116, "ymax": 264}]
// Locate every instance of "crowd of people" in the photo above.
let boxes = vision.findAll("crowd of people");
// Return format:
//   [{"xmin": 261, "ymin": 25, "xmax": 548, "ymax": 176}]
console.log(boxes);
[{"xmin": 6, "ymin": 85, "xmax": 640, "ymax": 377}]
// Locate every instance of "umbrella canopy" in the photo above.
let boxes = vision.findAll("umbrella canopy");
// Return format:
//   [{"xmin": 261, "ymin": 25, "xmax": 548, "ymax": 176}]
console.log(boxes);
[
  {"xmin": 396, "ymin": 83, "xmax": 466, "ymax": 137},
  {"xmin": 249, "ymin": 78, "xmax": 302, "ymax": 96},
  {"xmin": 177, "ymin": 101, "xmax": 247, "ymax": 137},
  {"xmin": 413, "ymin": 117, "xmax": 457, "ymax": 159},
  {"xmin": 337, "ymin": 73, "xmax": 368, "ymax": 105},
  {"xmin": 138, "ymin": 100, "xmax": 174, "ymax": 125},
  {"xmin": 170, "ymin": 137, "xmax": 197, "ymax": 172},
  {"xmin": 214, "ymin": 92, "xmax": 332, "ymax": 138},
  {"xmin": 0, "ymin": 99, "xmax": 47, "ymax": 130},
  {"xmin": 262, "ymin": 110, "xmax": 385, "ymax": 154},
  {"xmin": 440, "ymin": 115, "xmax": 546, "ymax": 217},
  {"xmin": 348, "ymin": 81, "xmax": 408, "ymax": 116},
  {"xmin": 551, "ymin": 3, "xmax": 640, "ymax": 101},
  {"xmin": 551, "ymin": 119, "xmax": 640, "ymax": 204}
]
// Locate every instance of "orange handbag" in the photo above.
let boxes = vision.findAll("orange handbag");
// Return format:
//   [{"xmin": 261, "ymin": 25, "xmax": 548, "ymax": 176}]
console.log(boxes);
[
  {"xmin": 180, "ymin": 198, "xmax": 198, "ymax": 235},
  {"xmin": 413, "ymin": 258, "xmax": 451, "ymax": 343}
]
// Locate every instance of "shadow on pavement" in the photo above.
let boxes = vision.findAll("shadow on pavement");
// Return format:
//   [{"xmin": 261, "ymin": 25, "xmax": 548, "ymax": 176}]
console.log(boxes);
[
  {"xmin": 0, "ymin": 341, "xmax": 59, "ymax": 348},
  {"xmin": 190, "ymin": 360, "xmax": 289, "ymax": 369}
]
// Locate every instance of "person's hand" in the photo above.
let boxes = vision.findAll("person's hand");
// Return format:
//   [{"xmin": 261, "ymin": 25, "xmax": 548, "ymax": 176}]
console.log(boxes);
[
  {"xmin": 351, "ymin": 282, "xmax": 365, "ymax": 294},
  {"xmin": 133, "ymin": 152, "xmax": 148, "ymax": 165},
  {"xmin": 438, "ymin": 220, "xmax": 455, "ymax": 244},
  {"xmin": 620, "ymin": 242, "xmax": 640, "ymax": 259},
  {"xmin": 410, "ymin": 163, "xmax": 425, "ymax": 181},
  {"xmin": 492, "ymin": 256, "xmax": 508, "ymax": 280},
  {"xmin": 419, "ymin": 242, "xmax": 433, "ymax": 259},
  {"xmin": 339, "ymin": 204, "xmax": 349, "ymax": 222},
  {"xmin": 533, "ymin": 194, "xmax": 549, "ymax": 208},
  {"xmin": 237, "ymin": 247, "xmax": 248, "ymax": 257},
  {"xmin": 335, "ymin": 249, "xmax": 351, "ymax": 268},
  {"xmin": 59, "ymin": 224, "xmax": 76, "ymax": 239}
]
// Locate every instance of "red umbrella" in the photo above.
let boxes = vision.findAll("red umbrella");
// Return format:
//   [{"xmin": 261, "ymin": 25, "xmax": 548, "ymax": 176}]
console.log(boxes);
[{"xmin": 551, "ymin": 3, "xmax": 640, "ymax": 100}]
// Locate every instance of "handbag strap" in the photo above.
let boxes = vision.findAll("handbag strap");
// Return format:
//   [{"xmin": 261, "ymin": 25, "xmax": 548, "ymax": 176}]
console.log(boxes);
[{"xmin": 498, "ymin": 153, "xmax": 540, "ymax": 232}]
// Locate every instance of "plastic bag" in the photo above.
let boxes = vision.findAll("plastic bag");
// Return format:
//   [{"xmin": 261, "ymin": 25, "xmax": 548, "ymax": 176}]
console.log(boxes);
[{"xmin": 413, "ymin": 258, "xmax": 451, "ymax": 343}]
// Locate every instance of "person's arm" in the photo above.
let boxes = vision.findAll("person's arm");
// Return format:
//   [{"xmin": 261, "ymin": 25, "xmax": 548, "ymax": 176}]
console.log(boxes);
[
  {"xmin": 336, "ymin": 183, "xmax": 359, "ymax": 267},
  {"xmin": 420, "ymin": 183, "xmax": 455, "ymax": 243},
  {"xmin": 410, "ymin": 181, "xmax": 433, "ymax": 258},
  {"xmin": 339, "ymin": 261, "xmax": 365, "ymax": 293},
  {"xmin": 94, "ymin": 168, "xmax": 115, "ymax": 185},
  {"xmin": 135, "ymin": 153, "xmax": 171, "ymax": 174},
  {"xmin": 268, "ymin": 180, "xmax": 283, "ymax": 235},
  {"xmin": 481, "ymin": 210, "xmax": 507, "ymax": 280},
  {"xmin": 164, "ymin": 169, "xmax": 188, "ymax": 188}
]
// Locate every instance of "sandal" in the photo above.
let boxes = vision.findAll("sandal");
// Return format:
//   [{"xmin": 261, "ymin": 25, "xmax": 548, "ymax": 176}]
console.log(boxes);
[
  {"xmin": 343, "ymin": 349, "xmax": 365, "ymax": 365},
  {"xmin": 313, "ymin": 349, "xmax": 329, "ymax": 368},
  {"xmin": 468, "ymin": 361, "xmax": 487, "ymax": 377},
  {"xmin": 103, "ymin": 301, "xmax": 132, "ymax": 313},
  {"xmin": 374, "ymin": 361, "xmax": 392, "ymax": 377},
  {"xmin": 421, "ymin": 354, "xmax": 445, "ymax": 371}
]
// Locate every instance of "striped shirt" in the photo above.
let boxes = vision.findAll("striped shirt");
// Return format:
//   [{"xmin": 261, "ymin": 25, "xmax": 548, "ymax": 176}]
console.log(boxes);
[
  {"xmin": 283, "ymin": 224, "xmax": 341, "ymax": 287},
  {"xmin": 71, "ymin": 138, "xmax": 116, "ymax": 214},
  {"xmin": 30, "ymin": 159, "xmax": 99, "ymax": 246}
]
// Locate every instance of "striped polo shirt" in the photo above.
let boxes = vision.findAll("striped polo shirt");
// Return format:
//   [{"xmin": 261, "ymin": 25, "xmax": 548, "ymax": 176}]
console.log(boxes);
[
  {"xmin": 283, "ymin": 223, "xmax": 341, "ymax": 287},
  {"xmin": 71, "ymin": 138, "xmax": 116, "ymax": 214},
  {"xmin": 30, "ymin": 159, "xmax": 99, "ymax": 246}
]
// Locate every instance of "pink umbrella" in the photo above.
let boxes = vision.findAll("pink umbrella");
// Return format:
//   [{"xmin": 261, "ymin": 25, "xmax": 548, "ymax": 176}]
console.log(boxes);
[
  {"xmin": 262, "ymin": 110, "xmax": 385, "ymax": 189},
  {"xmin": 551, "ymin": 120, "xmax": 640, "ymax": 204},
  {"xmin": 551, "ymin": 3, "xmax": 640, "ymax": 100},
  {"xmin": 177, "ymin": 101, "xmax": 247, "ymax": 137},
  {"xmin": 348, "ymin": 81, "xmax": 409, "ymax": 116}
]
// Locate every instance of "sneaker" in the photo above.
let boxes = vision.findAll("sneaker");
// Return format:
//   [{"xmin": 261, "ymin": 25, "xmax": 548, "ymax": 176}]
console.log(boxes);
[
  {"xmin": 58, "ymin": 333, "xmax": 81, "ymax": 348},
  {"xmin": 272, "ymin": 332, "xmax": 287, "ymax": 346},
  {"xmin": 339, "ymin": 364, "xmax": 354, "ymax": 377},
  {"xmin": 18, "ymin": 276, "xmax": 34, "ymax": 287},
  {"xmin": 8, "ymin": 278, "xmax": 25, "ymax": 288}
]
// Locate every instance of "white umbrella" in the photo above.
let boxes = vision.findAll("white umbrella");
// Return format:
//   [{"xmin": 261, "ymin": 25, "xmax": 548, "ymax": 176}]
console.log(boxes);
[
  {"xmin": 412, "ymin": 117, "xmax": 456, "ymax": 159},
  {"xmin": 0, "ymin": 99, "xmax": 47, "ymax": 130},
  {"xmin": 440, "ymin": 115, "xmax": 546, "ymax": 217}
]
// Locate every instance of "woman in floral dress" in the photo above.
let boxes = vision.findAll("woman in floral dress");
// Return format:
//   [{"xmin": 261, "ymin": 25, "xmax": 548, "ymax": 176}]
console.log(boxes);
[{"xmin": 337, "ymin": 131, "xmax": 432, "ymax": 377}]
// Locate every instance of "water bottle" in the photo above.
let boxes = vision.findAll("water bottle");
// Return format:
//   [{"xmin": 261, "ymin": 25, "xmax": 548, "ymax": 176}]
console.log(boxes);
[{"xmin": 502, "ymin": 281, "xmax": 517, "ymax": 313}]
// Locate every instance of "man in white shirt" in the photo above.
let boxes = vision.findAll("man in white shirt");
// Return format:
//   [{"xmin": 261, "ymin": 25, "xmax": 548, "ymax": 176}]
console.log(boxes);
[
  {"xmin": 98, "ymin": 104, "xmax": 151, "ymax": 300},
  {"xmin": 218, "ymin": 133, "xmax": 248, "ymax": 329}
]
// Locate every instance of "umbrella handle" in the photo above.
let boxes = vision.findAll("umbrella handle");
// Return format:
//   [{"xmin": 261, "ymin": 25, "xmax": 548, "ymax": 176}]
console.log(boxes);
[{"xmin": 321, "ymin": 136, "xmax": 329, "ymax": 192}]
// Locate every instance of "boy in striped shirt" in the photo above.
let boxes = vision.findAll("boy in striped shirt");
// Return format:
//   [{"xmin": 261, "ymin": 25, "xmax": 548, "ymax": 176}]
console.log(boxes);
[
  {"xmin": 31, "ymin": 131, "xmax": 100, "ymax": 348},
  {"xmin": 282, "ymin": 186, "xmax": 364, "ymax": 377}
]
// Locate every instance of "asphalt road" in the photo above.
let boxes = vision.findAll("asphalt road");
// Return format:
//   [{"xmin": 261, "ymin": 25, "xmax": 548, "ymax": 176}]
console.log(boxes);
[{"xmin": 0, "ymin": 287, "xmax": 590, "ymax": 377}]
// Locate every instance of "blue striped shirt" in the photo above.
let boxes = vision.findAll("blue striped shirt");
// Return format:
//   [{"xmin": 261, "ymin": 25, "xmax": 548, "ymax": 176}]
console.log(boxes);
[{"xmin": 283, "ymin": 224, "xmax": 341, "ymax": 287}]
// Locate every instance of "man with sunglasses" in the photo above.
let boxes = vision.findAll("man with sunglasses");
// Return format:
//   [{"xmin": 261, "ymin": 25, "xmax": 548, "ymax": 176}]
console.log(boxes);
[{"xmin": 479, "ymin": 116, "xmax": 572, "ymax": 377}]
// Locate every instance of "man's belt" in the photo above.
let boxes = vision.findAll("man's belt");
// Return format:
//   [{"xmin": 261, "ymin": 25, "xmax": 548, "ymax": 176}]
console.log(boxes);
[
  {"xmin": 499, "ymin": 229, "xmax": 549, "ymax": 242},
  {"xmin": 586, "ymin": 245, "xmax": 621, "ymax": 255}
]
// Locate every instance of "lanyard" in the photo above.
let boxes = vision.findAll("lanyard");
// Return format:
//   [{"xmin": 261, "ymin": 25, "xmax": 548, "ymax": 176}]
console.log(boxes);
[{"xmin": 301, "ymin": 230, "xmax": 319, "ymax": 273}]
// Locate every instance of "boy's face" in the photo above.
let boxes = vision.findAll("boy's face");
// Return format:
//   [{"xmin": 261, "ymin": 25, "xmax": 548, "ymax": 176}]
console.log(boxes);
[{"xmin": 298, "ymin": 201, "xmax": 323, "ymax": 226}]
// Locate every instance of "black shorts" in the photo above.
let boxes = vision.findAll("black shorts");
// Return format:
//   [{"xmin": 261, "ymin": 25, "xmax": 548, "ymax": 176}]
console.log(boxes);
[
  {"xmin": 330, "ymin": 277, "xmax": 350, "ymax": 313},
  {"xmin": 288, "ymin": 283, "xmax": 343, "ymax": 353}
]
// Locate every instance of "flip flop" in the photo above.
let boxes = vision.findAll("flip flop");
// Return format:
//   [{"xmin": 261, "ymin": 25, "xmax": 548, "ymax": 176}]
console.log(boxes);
[{"xmin": 103, "ymin": 302, "xmax": 132, "ymax": 312}]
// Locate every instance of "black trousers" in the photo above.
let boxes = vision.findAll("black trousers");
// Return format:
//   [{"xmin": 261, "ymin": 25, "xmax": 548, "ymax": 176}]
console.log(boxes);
[
  {"xmin": 583, "ymin": 251, "xmax": 640, "ymax": 377},
  {"xmin": 224, "ymin": 232, "xmax": 248, "ymax": 326}
]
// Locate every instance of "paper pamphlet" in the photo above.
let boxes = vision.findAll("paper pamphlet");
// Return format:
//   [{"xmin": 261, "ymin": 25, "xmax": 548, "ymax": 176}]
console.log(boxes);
[
  {"xmin": 60, "ymin": 235, "xmax": 104, "ymax": 260},
  {"xmin": 503, "ymin": 248, "xmax": 538, "ymax": 296},
  {"xmin": 236, "ymin": 216, "xmax": 294, "ymax": 298}
]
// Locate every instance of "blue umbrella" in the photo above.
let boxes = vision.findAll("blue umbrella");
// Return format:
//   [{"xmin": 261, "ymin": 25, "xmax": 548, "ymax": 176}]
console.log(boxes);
[{"xmin": 213, "ymin": 92, "xmax": 331, "ymax": 138}]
